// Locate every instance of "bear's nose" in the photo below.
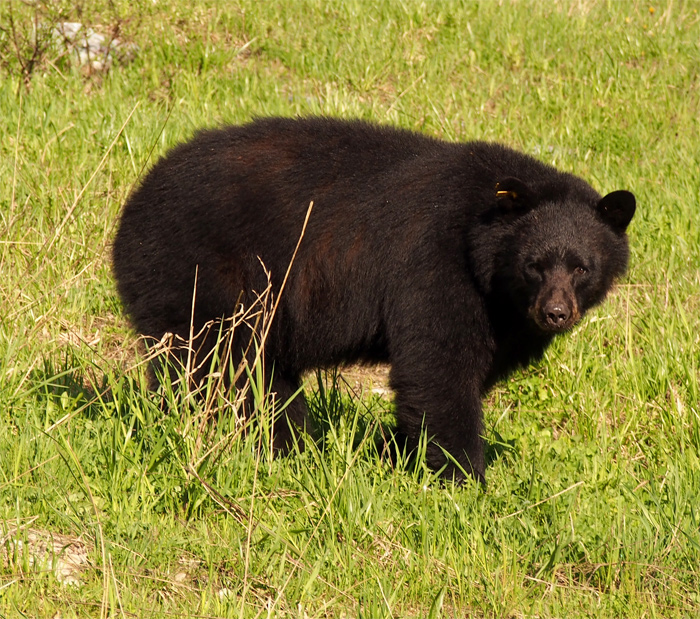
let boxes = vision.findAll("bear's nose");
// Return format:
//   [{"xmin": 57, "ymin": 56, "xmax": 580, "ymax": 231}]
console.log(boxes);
[{"xmin": 545, "ymin": 303, "xmax": 570, "ymax": 327}]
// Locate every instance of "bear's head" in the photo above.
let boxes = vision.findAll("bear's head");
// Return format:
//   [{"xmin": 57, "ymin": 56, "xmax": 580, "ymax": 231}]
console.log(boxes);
[{"xmin": 492, "ymin": 178, "xmax": 635, "ymax": 334}]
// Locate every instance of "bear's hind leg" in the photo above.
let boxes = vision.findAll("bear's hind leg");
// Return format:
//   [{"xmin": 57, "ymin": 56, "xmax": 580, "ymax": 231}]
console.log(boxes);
[{"xmin": 263, "ymin": 373, "xmax": 309, "ymax": 455}]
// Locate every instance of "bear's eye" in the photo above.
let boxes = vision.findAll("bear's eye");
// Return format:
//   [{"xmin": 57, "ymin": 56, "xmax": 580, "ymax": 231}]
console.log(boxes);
[{"xmin": 574, "ymin": 265, "xmax": 588, "ymax": 275}]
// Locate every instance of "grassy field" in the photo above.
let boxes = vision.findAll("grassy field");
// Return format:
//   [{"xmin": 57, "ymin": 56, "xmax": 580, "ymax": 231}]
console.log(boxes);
[{"xmin": 1, "ymin": 1, "xmax": 699, "ymax": 617}]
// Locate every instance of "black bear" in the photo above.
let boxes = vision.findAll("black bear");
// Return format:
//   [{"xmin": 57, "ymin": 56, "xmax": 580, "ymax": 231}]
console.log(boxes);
[{"xmin": 112, "ymin": 117, "xmax": 635, "ymax": 482}]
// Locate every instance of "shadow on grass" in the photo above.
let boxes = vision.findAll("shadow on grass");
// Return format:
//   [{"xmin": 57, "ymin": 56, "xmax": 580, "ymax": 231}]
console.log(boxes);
[{"xmin": 26, "ymin": 351, "xmax": 118, "ymax": 422}]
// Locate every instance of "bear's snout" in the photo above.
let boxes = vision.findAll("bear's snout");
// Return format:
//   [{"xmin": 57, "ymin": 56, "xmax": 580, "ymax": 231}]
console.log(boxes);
[
  {"xmin": 529, "ymin": 269, "xmax": 580, "ymax": 333},
  {"xmin": 532, "ymin": 298, "xmax": 579, "ymax": 332},
  {"xmin": 543, "ymin": 300, "xmax": 572, "ymax": 330}
]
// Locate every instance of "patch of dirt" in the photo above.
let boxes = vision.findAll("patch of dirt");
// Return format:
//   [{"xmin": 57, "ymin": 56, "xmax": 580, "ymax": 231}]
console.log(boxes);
[
  {"xmin": 303, "ymin": 364, "xmax": 393, "ymax": 402},
  {"xmin": 1, "ymin": 523, "xmax": 92, "ymax": 586},
  {"xmin": 337, "ymin": 363, "xmax": 393, "ymax": 399}
]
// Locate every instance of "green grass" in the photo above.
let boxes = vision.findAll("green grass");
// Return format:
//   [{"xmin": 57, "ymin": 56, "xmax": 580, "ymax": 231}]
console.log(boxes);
[{"xmin": 2, "ymin": 0, "xmax": 700, "ymax": 616}]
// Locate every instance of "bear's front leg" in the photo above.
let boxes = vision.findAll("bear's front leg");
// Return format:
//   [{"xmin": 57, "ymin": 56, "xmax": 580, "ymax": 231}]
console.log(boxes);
[
  {"xmin": 391, "ymin": 363, "xmax": 487, "ymax": 482},
  {"xmin": 388, "ymin": 289, "xmax": 493, "ymax": 483}
]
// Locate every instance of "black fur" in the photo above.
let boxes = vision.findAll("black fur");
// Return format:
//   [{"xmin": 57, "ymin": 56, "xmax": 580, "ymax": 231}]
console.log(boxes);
[{"xmin": 112, "ymin": 117, "xmax": 636, "ymax": 482}]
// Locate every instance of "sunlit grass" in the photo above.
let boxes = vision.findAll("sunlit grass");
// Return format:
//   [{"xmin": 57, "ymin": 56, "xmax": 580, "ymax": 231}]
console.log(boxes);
[{"xmin": 1, "ymin": 0, "xmax": 699, "ymax": 617}]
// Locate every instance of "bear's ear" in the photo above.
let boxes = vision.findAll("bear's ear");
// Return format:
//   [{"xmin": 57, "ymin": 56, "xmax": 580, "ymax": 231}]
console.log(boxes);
[
  {"xmin": 495, "ymin": 177, "xmax": 532, "ymax": 212},
  {"xmin": 596, "ymin": 190, "xmax": 636, "ymax": 233}
]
